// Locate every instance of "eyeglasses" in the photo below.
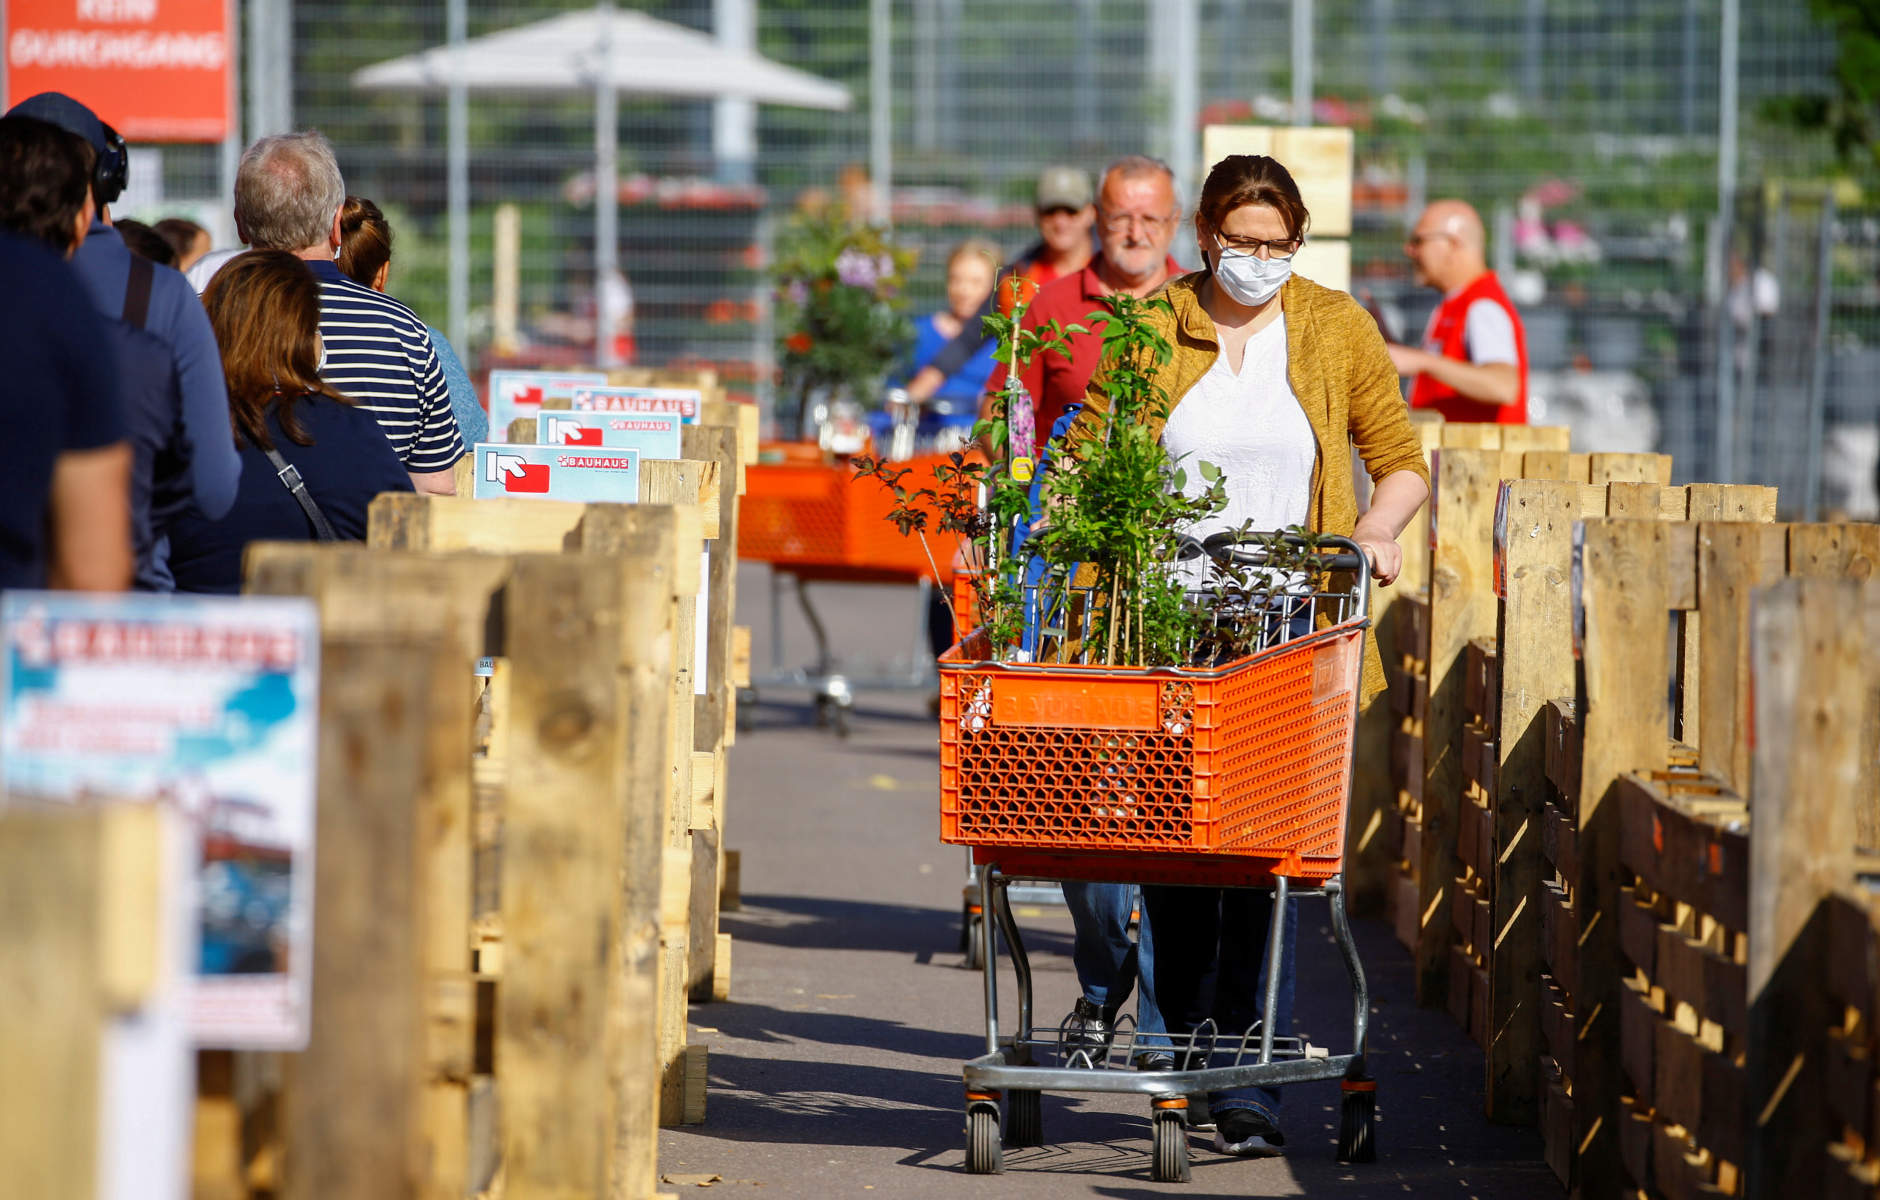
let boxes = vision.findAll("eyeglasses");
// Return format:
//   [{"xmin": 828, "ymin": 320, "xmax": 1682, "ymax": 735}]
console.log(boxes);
[
  {"xmin": 1216, "ymin": 234, "xmax": 1302, "ymax": 260},
  {"xmin": 1404, "ymin": 230, "xmax": 1455, "ymax": 249},
  {"xmin": 1098, "ymin": 210, "xmax": 1179, "ymax": 235}
]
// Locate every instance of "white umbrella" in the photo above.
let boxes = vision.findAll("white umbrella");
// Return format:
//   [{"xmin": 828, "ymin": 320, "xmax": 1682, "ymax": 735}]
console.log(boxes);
[
  {"xmin": 353, "ymin": 5, "xmax": 852, "ymax": 366},
  {"xmin": 352, "ymin": 7, "xmax": 850, "ymax": 109}
]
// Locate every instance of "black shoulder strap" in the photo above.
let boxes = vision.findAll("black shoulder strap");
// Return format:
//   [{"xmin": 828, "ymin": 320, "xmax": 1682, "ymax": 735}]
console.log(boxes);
[
  {"xmin": 262, "ymin": 447, "xmax": 340, "ymax": 542},
  {"xmin": 122, "ymin": 253, "xmax": 153, "ymax": 330}
]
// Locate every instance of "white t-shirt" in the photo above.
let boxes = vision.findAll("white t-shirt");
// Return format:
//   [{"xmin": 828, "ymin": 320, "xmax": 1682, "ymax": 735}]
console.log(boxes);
[
  {"xmin": 1160, "ymin": 315, "xmax": 1316, "ymax": 591},
  {"xmin": 185, "ymin": 247, "xmax": 246, "ymax": 294},
  {"xmin": 1461, "ymin": 298, "xmax": 1519, "ymax": 365}
]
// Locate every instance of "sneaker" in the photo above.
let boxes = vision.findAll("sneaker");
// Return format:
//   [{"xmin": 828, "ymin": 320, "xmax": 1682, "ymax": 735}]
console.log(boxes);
[
  {"xmin": 1063, "ymin": 997, "xmax": 1111, "ymax": 1054},
  {"xmin": 1213, "ymin": 1108, "xmax": 1285, "ymax": 1157},
  {"xmin": 1187, "ymin": 1093, "xmax": 1215, "ymax": 1132}
]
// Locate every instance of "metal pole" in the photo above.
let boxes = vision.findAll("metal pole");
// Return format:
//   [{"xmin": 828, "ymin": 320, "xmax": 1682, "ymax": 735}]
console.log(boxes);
[
  {"xmin": 1802, "ymin": 190, "xmax": 1836, "ymax": 520},
  {"xmin": 246, "ymin": 0, "xmax": 267, "ymax": 138},
  {"xmin": 713, "ymin": 0, "xmax": 756, "ymax": 184},
  {"xmin": 1291, "ymin": 0, "xmax": 1313, "ymax": 124},
  {"xmin": 912, "ymin": 0, "xmax": 936, "ymax": 151},
  {"xmin": 869, "ymin": 0, "xmax": 891, "ymax": 224},
  {"xmin": 594, "ymin": 0, "xmax": 620, "ymax": 368},
  {"xmin": 1680, "ymin": 0, "xmax": 1698, "ymax": 136},
  {"xmin": 1073, "ymin": 0, "xmax": 1097, "ymax": 150},
  {"xmin": 1712, "ymin": 0, "xmax": 1739, "ymax": 482},
  {"xmin": 1368, "ymin": 0, "xmax": 1392, "ymax": 100},
  {"xmin": 446, "ymin": 0, "xmax": 468, "ymax": 351},
  {"xmin": 1169, "ymin": 0, "xmax": 1197, "ymax": 197},
  {"xmin": 219, "ymin": 0, "xmax": 242, "ymax": 248},
  {"xmin": 1522, "ymin": 0, "xmax": 1543, "ymax": 104},
  {"xmin": 272, "ymin": 0, "xmax": 291, "ymax": 131}
]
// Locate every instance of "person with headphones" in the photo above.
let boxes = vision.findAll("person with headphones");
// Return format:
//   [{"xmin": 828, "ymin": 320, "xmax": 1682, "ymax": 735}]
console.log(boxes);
[{"xmin": 4, "ymin": 92, "xmax": 241, "ymax": 591}]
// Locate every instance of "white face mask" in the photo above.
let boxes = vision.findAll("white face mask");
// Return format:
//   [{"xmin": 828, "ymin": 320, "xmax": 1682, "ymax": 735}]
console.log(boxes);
[{"xmin": 1211, "ymin": 242, "xmax": 1293, "ymax": 307}]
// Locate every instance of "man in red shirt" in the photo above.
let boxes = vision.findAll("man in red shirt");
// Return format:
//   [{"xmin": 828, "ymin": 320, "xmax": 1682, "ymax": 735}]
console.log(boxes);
[
  {"xmin": 1389, "ymin": 199, "xmax": 1530, "ymax": 425},
  {"xmin": 901, "ymin": 165, "xmax": 1096, "ymax": 404},
  {"xmin": 983, "ymin": 155, "xmax": 1186, "ymax": 459}
]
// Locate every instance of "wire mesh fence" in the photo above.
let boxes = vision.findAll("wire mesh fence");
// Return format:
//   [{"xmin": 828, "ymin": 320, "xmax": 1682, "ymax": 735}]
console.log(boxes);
[{"xmin": 102, "ymin": 0, "xmax": 1878, "ymax": 511}]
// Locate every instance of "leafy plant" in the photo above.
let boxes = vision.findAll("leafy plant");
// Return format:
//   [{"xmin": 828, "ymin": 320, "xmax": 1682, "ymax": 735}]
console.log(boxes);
[
  {"xmin": 1023, "ymin": 292, "xmax": 1225, "ymax": 667},
  {"xmin": 855, "ymin": 289, "xmax": 1335, "ymax": 670},
  {"xmin": 772, "ymin": 205, "xmax": 916, "ymax": 428}
]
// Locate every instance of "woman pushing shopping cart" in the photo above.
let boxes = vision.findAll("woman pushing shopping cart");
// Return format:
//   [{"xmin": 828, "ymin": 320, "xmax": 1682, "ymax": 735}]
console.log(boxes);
[{"xmin": 924, "ymin": 152, "xmax": 1429, "ymax": 1181}]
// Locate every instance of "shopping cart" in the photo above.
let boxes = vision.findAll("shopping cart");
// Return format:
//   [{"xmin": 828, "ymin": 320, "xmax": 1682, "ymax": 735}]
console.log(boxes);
[
  {"xmin": 737, "ymin": 445, "xmax": 965, "ymax": 735},
  {"xmin": 938, "ymin": 533, "xmax": 1378, "ymax": 1180}
]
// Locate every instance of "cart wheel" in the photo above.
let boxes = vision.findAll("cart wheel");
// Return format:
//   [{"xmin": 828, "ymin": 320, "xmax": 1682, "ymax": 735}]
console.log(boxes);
[
  {"xmin": 830, "ymin": 704, "xmax": 851, "ymax": 738},
  {"xmin": 813, "ymin": 695, "xmax": 831, "ymax": 728},
  {"xmin": 1004, "ymin": 1089, "xmax": 1042, "ymax": 1147},
  {"xmin": 1336, "ymin": 1077, "xmax": 1377, "ymax": 1164},
  {"xmin": 1151, "ymin": 1108, "xmax": 1190, "ymax": 1183},
  {"xmin": 735, "ymin": 688, "xmax": 755, "ymax": 733},
  {"xmin": 965, "ymin": 1101, "xmax": 1005, "ymax": 1174},
  {"xmin": 963, "ymin": 912, "xmax": 985, "ymax": 970}
]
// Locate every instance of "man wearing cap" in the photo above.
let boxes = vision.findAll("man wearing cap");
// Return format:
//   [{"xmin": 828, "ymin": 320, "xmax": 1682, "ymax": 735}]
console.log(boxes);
[
  {"xmin": 5, "ymin": 92, "xmax": 240, "ymax": 591},
  {"xmin": 899, "ymin": 164, "xmax": 1097, "ymax": 405}
]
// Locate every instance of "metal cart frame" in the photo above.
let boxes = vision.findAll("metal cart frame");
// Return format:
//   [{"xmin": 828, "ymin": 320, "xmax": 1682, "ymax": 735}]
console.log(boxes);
[{"xmin": 943, "ymin": 534, "xmax": 1380, "ymax": 1181}]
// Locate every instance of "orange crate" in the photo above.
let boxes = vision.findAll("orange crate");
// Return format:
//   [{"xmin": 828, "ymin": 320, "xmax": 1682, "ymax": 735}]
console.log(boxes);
[
  {"xmin": 952, "ymin": 570, "xmax": 981, "ymax": 632},
  {"xmin": 738, "ymin": 446, "xmax": 961, "ymax": 581},
  {"xmin": 938, "ymin": 623, "xmax": 1365, "ymax": 885}
]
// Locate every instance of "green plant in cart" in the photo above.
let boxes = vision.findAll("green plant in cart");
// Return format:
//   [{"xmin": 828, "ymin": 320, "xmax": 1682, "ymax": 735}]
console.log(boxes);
[
  {"xmin": 1029, "ymin": 292, "xmax": 1227, "ymax": 668},
  {"xmin": 849, "ymin": 285, "xmax": 1081, "ymax": 653}
]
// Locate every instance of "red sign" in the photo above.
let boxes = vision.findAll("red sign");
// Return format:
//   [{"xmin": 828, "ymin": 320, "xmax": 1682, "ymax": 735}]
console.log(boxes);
[
  {"xmin": 504, "ymin": 464, "xmax": 552, "ymax": 494},
  {"xmin": 543, "ymin": 419, "xmax": 603, "ymax": 446},
  {"xmin": 5, "ymin": 0, "xmax": 231, "ymax": 142}
]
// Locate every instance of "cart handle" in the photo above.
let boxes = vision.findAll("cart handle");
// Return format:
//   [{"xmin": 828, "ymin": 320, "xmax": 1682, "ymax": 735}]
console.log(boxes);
[
  {"xmin": 1198, "ymin": 530, "xmax": 1366, "ymax": 574},
  {"xmin": 1196, "ymin": 531, "xmax": 1374, "ymax": 613}
]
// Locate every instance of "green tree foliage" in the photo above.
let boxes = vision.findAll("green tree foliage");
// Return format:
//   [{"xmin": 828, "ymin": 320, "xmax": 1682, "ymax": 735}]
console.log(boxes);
[{"xmin": 1763, "ymin": 0, "xmax": 1880, "ymax": 166}]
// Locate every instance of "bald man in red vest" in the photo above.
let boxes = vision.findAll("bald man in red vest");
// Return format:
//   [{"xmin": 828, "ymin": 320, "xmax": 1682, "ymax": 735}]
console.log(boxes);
[{"xmin": 1389, "ymin": 199, "xmax": 1529, "ymax": 425}]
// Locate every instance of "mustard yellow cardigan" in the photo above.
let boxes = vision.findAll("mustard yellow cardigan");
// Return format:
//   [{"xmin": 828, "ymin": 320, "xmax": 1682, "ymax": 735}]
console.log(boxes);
[{"xmin": 1065, "ymin": 270, "xmax": 1431, "ymax": 703}]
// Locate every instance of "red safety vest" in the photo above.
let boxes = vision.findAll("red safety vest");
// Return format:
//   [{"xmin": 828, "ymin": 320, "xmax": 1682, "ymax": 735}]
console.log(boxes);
[{"xmin": 1408, "ymin": 272, "xmax": 1529, "ymax": 425}]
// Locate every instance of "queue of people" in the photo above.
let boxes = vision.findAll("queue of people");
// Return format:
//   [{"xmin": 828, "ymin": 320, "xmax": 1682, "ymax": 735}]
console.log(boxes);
[
  {"xmin": 0, "ymin": 88, "xmax": 1505, "ymax": 1162},
  {"xmin": 0, "ymin": 91, "xmax": 476, "ymax": 599}
]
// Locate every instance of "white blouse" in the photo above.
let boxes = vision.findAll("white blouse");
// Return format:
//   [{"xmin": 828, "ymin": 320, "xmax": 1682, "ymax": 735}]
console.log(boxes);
[{"xmin": 1160, "ymin": 314, "xmax": 1317, "ymax": 588}]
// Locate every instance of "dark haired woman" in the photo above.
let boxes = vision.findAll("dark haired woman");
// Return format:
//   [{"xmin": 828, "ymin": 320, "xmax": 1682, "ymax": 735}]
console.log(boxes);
[
  {"xmin": 167, "ymin": 250, "xmax": 412, "ymax": 593},
  {"xmin": 1069, "ymin": 154, "xmax": 1429, "ymax": 1156},
  {"xmin": 337, "ymin": 196, "xmax": 489, "ymax": 444}
]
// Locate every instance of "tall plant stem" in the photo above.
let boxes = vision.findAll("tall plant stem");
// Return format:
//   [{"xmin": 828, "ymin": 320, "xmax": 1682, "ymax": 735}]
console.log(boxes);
[
  {"xmin": 917, "ymin": 534, "xmax": 957, "ymax": 631},
  {"xmin": 1105, "ymin": 580, "xmax": 1121, "ymax": 667}
]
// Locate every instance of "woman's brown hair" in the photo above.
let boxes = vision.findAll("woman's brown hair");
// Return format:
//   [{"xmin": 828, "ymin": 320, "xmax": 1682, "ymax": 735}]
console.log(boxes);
[
  {"xmin": 335, "ymin": 195, "xmax": 392, "ymax": 288},
  {"xmin": 1195, "ymin": 154, "xmax": 1312, "ymax": 245},
  {"xmin": 201, "ymin": 250, "xmax": 350, "ymax": 451}
]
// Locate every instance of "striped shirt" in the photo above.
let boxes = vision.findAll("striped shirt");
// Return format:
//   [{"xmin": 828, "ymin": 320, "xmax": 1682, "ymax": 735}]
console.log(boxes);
[{"xmin": 307, "ymin": 259, "xmax": 464, "ymax": 473}]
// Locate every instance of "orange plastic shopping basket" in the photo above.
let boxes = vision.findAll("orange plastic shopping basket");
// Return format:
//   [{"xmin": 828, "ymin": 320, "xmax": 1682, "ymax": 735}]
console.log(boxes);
[
  {"xmin": 739, "ymin": 446, "xmax": 967, "ymax": 583},
  {"xmin": 937, "ymin": 546, "xmax": 1370, "ymax": 889}
]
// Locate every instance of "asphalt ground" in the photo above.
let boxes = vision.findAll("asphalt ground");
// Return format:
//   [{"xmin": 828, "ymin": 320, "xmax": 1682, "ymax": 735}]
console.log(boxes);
[{"xmin": 657, "ymin": 566, "xmax": 1552, "ymax": 1198}]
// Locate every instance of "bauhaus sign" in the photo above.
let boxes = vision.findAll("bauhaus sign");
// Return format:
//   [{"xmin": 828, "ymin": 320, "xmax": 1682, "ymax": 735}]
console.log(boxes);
[{"xmin": 6, "ymin": 0, "xmax": 231, "ymax": 141}]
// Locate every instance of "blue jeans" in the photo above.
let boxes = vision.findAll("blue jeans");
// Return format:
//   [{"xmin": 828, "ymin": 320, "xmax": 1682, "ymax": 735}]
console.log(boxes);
[
  {"xmin": 1140, "ymin": 884, "xmax": 1299, "ymax": 1120},
  {"xmin": 1062, "ymin": 881, "xmax": 1166, "ymax": 1044}
]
